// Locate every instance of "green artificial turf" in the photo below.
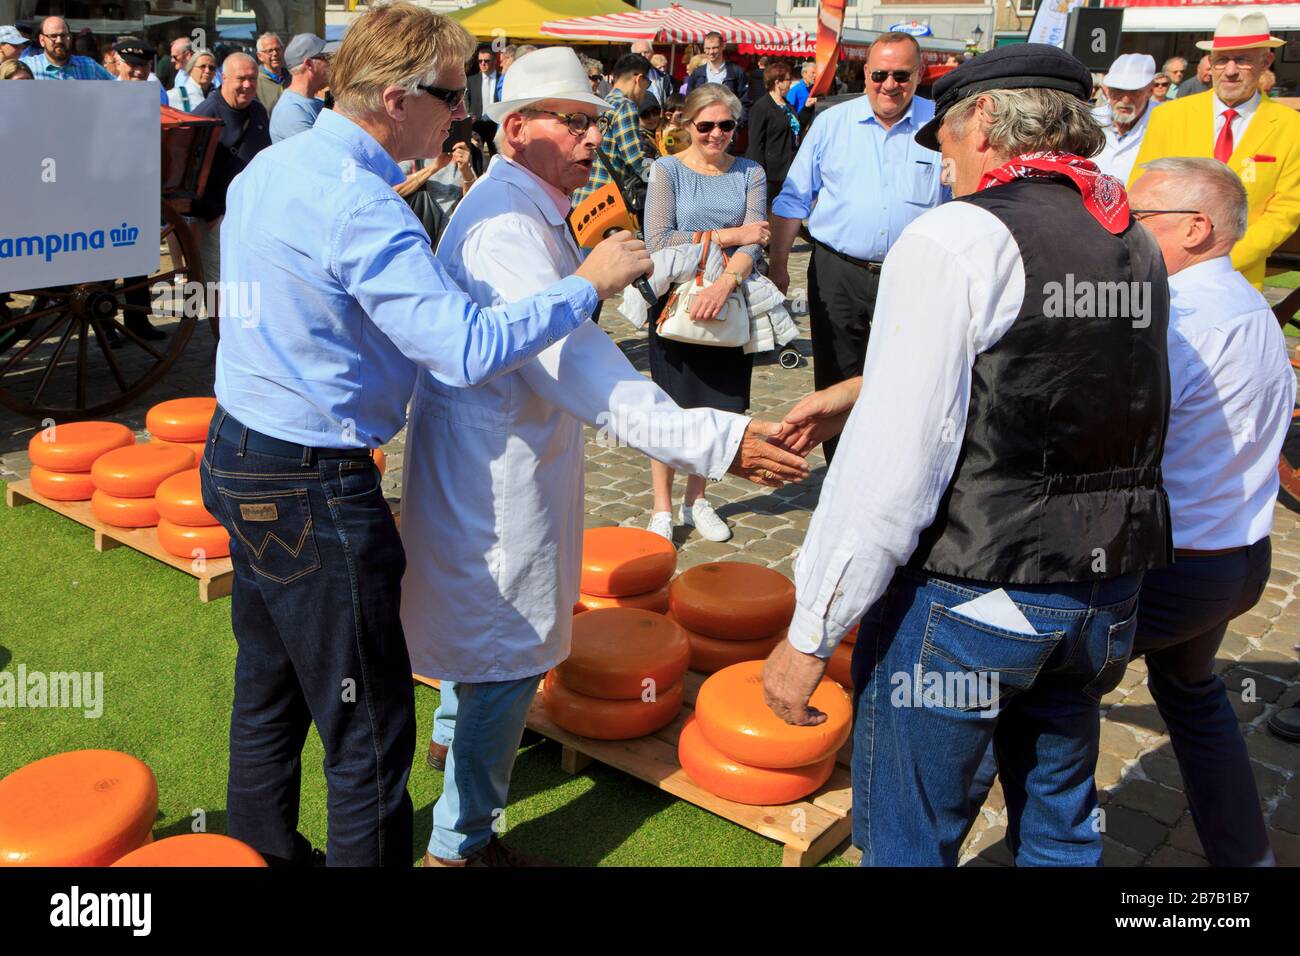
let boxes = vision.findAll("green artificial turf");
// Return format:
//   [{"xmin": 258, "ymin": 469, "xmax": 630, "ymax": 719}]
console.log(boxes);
[{"xmin": 0, "ymin": 482, "xmax": 848, "ymax": 867}]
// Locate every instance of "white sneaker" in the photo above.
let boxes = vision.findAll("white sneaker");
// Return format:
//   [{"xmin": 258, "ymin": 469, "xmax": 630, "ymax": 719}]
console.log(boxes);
[
  {"xmin": 681, "ymin": 498, "xmax": 731, "ymax": 542},
  {"xmin": 647, "ymin": 511, "xmax": 674, "ymax": 542}
]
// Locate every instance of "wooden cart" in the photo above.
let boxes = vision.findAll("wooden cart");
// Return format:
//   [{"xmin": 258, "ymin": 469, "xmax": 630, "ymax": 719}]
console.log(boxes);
[{"xmin": 0, "ymin": 105, "xmax": 222, "ymax": 420}]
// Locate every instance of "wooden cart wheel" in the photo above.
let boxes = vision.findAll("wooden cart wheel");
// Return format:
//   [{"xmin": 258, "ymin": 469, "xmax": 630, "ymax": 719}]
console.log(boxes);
[
  {"xmin": 1273, "ymin": 286, "xmax": 1300, "ymax": 503},
  {"xmin": 0, "ymin": 204, "xmax": 202, "ymax": 421}
]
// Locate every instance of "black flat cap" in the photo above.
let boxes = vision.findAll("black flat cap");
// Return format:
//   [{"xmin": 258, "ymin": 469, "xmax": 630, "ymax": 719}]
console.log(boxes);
[
  {"xmin": 916, "ymin": 43, "xmax": 1093, "ymax": 151},
  {"xmin": 112, "ymin": 37, "xmax": 156, "ymax": 66}
]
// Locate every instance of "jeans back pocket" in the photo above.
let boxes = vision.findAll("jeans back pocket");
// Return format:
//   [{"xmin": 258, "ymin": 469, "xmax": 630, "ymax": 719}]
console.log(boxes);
[
  {"xmin": 919, "ymin": 604, "xmax": 1064, "ymax": 712},
  {"xmin": 1082, "ymin": 610, "xmax": 1138, "ymax": 702},
  {"xmin": 217, "ymin": 487, "xmax": 321, "ymax": 585}
]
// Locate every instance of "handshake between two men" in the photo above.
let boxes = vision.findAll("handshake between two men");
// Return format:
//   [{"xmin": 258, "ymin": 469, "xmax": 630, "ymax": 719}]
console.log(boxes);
[{"xmin": 573, "ymin": 229, "xmax": 858, "ymax": 488}]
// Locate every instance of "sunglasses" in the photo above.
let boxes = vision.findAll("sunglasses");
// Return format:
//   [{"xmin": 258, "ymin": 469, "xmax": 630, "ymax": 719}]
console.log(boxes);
[
  {"xmin": 1153, "ymin": 81, "xmax": 1170, "ymax": 87},
  {"xmin": 417, "ymin": 83, "xmax": 467, "ymax": 110},
  {"xmin": 692, "ymin": 119, "xmax": 736, "ymax": 134},
  {"xmin": 870, "ymin": 69, "xmax": 913, "ymax": 84}
]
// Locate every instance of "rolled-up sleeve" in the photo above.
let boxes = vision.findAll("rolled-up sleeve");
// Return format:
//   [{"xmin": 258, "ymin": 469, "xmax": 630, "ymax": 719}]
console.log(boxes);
[
  {"xmin": 333, "ymin": 195, "xmax": 596, "ymax": 388},
  {"xmin": 771, "ymin": 119, "xmax": 822, "ymax": 221}
]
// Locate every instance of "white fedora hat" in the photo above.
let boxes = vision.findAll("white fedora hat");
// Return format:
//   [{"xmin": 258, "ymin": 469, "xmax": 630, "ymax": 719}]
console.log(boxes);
[
  {"xmin": 485, "ymin": 47, "xmax": 611, "ymax": 123},
  {"xmin": 1102, "ymin": 53, "xmax": 1156, "ymax": 91},
  {"xmin": 1196, "ymin": 12, "xmax": 1286, "ymax": 51}
]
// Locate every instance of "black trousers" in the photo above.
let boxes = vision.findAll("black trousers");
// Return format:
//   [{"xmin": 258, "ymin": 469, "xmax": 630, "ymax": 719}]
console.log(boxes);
[{"xmin": 808, "ymin": 240, "xmax": 881, "ymax": 462}]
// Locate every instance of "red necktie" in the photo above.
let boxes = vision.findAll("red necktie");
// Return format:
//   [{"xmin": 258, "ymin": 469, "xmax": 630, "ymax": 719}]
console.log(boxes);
[{"xmin": 1215, "ymin": 108, "xmax": 1238, "ymax": 163}]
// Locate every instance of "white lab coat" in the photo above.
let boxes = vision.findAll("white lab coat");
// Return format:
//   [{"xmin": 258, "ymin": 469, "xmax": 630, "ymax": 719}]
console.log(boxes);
[{"xmin": 399, "ymin": 156, "xmax": 749, "ymax": 683}]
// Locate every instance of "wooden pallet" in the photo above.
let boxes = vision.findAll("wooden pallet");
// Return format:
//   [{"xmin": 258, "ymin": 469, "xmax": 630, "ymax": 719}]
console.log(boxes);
[
  {"xmin": 6, "ymin": 479, "xmax": 234, "ymax": 602},
  {"xmin": 526, "ymin": 668, "xmax": 854, "ymax": 867}
]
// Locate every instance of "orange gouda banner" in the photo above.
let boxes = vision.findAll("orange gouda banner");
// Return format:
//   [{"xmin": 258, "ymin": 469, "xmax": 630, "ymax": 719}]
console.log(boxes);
[{"xmin": 810, "ymin": 0, "xmax": 846, "ymax": 98}]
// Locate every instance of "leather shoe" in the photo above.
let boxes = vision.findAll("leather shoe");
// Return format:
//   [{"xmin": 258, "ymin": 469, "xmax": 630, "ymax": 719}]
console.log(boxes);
[
  {"xmin": 422, "ymin": 837, "xmax": 553, "ymax": 867},
  {"xmin": 427, "ymin": 740, "xmax": 448, "ymax": 771}
]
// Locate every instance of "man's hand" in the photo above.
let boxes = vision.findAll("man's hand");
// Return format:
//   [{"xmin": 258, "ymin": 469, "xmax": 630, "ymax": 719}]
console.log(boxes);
[
  {"xmin": 762, "ymin": 638, "xmax": 829, "ymax": 726},
  {"xmin": 727, "ymin": 420, "xmax": 812, "ymax": 488},
  {"xmin": 451, "ymin": 142, "xmax": 475, "ymax": 187},
  {"xmin": 575, "ymin": 231, "xmax": 654, "ymax": 301},
  {"xmin": 777, "ymin": 376, "xmax": 863, "ymax": 456},
  {"xmin": 768, "ymin": 257, "xmax": 790, "ymax": 295}
]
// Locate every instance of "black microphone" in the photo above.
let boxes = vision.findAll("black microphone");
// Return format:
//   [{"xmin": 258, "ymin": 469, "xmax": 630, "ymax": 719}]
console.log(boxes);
[{"xmin": 603, "ymin": 227, "xmax": 658, "ymax": 306}]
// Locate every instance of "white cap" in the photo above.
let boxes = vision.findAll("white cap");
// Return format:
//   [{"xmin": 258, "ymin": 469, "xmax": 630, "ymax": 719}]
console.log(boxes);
[
  {"xmin": 1102, "ymin": 53, "xmax": 1156, "ymax": 91},
  {"xmin": 485, "ymin": 47, "xmax": 611, "ymax": 123},
  {"xmin": 0, "ymin": 25, "xmax": 28, "ymax": 46}
]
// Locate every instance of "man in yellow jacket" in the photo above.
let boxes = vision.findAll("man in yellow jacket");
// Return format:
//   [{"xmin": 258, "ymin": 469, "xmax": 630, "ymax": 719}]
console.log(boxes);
[{"xmin": 1132, "ymin": 12, "xmax": 1300, "ymax": 288}]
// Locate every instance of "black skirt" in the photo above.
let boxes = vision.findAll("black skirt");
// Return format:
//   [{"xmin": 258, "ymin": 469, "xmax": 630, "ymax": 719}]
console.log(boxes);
[{"xmin": 647, "ymin": 291, "xmax": 754, "ymax": 414}]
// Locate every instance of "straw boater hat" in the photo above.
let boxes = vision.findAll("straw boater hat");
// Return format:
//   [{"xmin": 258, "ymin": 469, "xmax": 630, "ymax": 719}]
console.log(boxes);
[
  {"xmin": 485, "ymin": 47, "xmax": 611, "ymax": 123},
  {"xmin": 1196, "ymin": 12, "xmax": 1286, "ymax": 52}
]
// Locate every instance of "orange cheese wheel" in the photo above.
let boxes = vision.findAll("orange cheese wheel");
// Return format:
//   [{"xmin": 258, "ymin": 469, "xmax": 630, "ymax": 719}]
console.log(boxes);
[
  {"xmin": 669, "ymin": 562, "xmax": 796, "ymax": 640},
  {"xmin": 580, "ymin": 526, "xmax": 677, "ymax": 597},
  {"xmin": 156, "ymin": 518, "xmax": 230, "ymax": 559},
  {"xmin": 687, "ymin": 624, "xmax": 784, "ymax": 674},
  {"xmin": 372, "ymin": 448, "xmax": 386, "ymax": 475},
  {"xmin": 542, "ymin": 671, "xmax": 683, "ymax": 740},
  {"xmin": 826, "ymin": 640, "xmax": 854, "ymax": 691},
  {"xmin": 111, "ymin": 833, "xmax": 266, "ymax": 868},
  {"xmin": 695, "ymin": 660, "xmax": 852, "ymax": 769},
  {"xmin": 27, "ymin": 421, "xmax": 134, "ymax": 473},
  {"xmin": 678, "ymin": 716, "xmax": 835, "ymax": 806},
  {"xmin": 557, "ymin": 608, "xmax": 689, "ymax": 700},
  {"xmin": 0, "ymin": 750, "xmax": 158, "ymax": 866},
  {"xmin": 576, "ymin": 585, "xmax": 670, "ymax": 614},
  {"xmin": 91, "ymin": 490, "xmax": 159, "ymax": 528},
  {"xmin": 155, "ymin": 468, "xmax": 218, "ymax": 526},
  {"xmin": 92, "ymin": 443, "xmax": 195, "ymax": 498},
  {"xmin": 151, "ymin": 437, "xmax": 208, "ymax": 459},
  {"xmin": 29, "ymin": 465, "xmax": 95, "ymax": 502},
  {"xmin": 146, "ymin": 396, "xmax": 216, "ymax": 443}
]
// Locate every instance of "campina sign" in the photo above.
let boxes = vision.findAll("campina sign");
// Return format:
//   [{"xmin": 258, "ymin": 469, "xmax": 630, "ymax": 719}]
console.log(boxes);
[{"xmin": 0, "ymin": 82, "xmax": 160, "ymax": 289}]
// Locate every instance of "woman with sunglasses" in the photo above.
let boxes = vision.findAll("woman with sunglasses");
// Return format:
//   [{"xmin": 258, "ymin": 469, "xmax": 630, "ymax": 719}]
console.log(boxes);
[
  {"xmin": 168, "ymin": 49, "xmax": 218, "ymax": 112},
  {"xmin": 1151, "ymin": 71, "xmax": 1171, "ymax": 104},
  {"xmin": 642, "ymin": 83, "xmax": 771, "ymax": 543}
]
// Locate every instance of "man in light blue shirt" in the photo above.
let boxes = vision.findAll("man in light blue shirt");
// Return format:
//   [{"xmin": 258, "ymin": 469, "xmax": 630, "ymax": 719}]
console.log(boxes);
[
  {"xmin": 269, "ymin": 33, "xmax": 328, "ymax": 143},
  {"xmin": 769, "ymin": 32, "xmax": 947, "ymax": 461},
  {"xmin": 25, "ymin": 16, "xmax": 113, "ymax": 80},
  {"xmin": 199, "ymin": 1, "xmax": 649, "ymax": 868}
]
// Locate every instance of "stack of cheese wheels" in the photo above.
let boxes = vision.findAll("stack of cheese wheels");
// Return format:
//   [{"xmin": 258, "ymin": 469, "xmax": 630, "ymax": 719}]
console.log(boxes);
[
  {"xmin": 680, "ymin": 660, "xmax": 851, "ymax": 805},
  {"xmin": 154, "ymin": 468, "xmax": 229, "ymax": 559},
  {"xmin": 669, "ymin": 561, "xmax": 796, "ymax": 673},
  {"xmin": 27, "ymin": 421, "xmax": 135, "ymax": 502},
  {"xmin": 575, "ymin": 526, "xmax": 676, "ymax": 614},
  {"xmin": 112, "ymin": 833, "xmax": 266, "ymax": 867},
  {"xmin": 0, "ymin": 750, "xmax": 159, "ymax": 866},
  {"xmin": 544, "ymin": 608, "xmax": 689, "ymax": 740},
  {"xmin": 146, "ymin": 397, "xmax": 216, "ymax": 459},
  {"xmin": 90, "ymin": 443, "xmax": 195, "ymax": 528},
  {"xmin": 825, "ymin": 624, "xmax": 858, "ymax": 690}
]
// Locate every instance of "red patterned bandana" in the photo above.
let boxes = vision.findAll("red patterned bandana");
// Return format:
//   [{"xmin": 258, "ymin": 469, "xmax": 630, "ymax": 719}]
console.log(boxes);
[{"xmin": 978, "ymin": 151, "xmax": 1131, "ymax": 235}]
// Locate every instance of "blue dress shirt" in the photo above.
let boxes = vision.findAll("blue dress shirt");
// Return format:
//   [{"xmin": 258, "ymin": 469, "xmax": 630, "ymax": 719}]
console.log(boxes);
[
  {"xmin": 772, "ymin": 95, "xmax": 948, "ymax": 262},
  {"xmin": 786, "ymin": 79, "xmax": 811, "ymax": 115},
  {"xmin": 215, "ymin": 107, "xmax": 597, "ymax": 448}
]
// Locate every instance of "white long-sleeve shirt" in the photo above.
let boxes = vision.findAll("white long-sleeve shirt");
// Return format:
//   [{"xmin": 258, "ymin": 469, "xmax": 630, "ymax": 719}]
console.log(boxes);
[
  {"xmin": 1162, "ymin": 255, "xmax": 1294, "ymax": 549},
  {"xmin": 399, "ymin": 156, "xmax": 748, "ymax": 683},
  {"xmin": 788, "ymin": 200, "xmax": 1027, "ymax": 658}
]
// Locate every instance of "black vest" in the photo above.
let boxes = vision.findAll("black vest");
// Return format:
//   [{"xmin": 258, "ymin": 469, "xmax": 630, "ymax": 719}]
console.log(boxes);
[{"xmin": 908, "ymin": 178, "xmax": 1173, "ymax": 584}]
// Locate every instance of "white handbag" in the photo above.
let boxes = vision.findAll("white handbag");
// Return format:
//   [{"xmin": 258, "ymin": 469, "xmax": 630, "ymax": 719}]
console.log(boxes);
[{"xmin": 656, "ymin": 231, "xmax": 750, "ymax": 348}]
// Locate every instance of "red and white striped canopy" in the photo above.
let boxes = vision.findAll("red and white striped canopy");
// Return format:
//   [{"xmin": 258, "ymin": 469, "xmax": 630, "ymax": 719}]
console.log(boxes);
[{"xmin": 540, "ymin": 3, "xmax": 807, "ymax": 47}]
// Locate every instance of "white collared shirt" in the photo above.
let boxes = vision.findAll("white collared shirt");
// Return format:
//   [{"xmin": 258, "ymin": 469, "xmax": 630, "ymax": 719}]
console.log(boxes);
[
  {"xmin": 481, "ymin": 70, "xmax": 498, "ymax": 106},
  {"xmin": 788, "ymin": 201, "xmax": 1026, "ymax": 656},
  {"xmin": 1094, "ymin": 101, "xmax": 1155, "ymax": 184},
  {"xmin": 706, "ymin": 61, "xmax": 726, "ymax": 84},
  {"xmin": 1215, "ymin": 91, "xmax": 1260, "ymax": 147},
  {"xmin": 1162, "ymin": 256, "xmax": 1294, "ymax": 550},
  {"xmin": 399, "ymin": 155, "xmax": 748, "ymax": 683}
]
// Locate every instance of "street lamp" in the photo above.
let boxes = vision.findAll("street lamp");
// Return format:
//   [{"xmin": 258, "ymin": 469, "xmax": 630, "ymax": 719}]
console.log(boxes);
[{"xmin": 969, "ymin": 23, "xmax": 984, "ymax": 51}]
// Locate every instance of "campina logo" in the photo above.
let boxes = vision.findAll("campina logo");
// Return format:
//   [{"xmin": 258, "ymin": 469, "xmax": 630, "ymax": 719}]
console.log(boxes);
[{"xmin": 0, "ymin": 222, "xmax": 140, "ymax": 263}]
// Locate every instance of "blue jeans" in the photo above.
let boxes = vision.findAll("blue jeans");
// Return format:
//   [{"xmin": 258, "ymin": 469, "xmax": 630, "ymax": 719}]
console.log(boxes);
[
  {"xmin": 851, "ymin": 567, "xmax": 1142, "ymax": 866},
  {"xmin": 428, "ymin": 675, "xmax": 542, "ymax": 860},
  {"xmin": 1133, "ymin": 540, "xmax": 1274, "ymax": 866},
  {"xmin": 199, "ymin": 409, "xmax": 415, "ymax": 867}
]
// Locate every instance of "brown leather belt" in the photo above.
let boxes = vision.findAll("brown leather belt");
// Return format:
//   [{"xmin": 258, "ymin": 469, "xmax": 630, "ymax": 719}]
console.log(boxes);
[{"xmin": 1174, "ymin": 546, "xmax": 1247, "ymax": 558}]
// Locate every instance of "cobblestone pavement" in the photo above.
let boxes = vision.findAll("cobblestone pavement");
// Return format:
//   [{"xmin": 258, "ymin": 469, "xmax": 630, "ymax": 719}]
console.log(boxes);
[{"xmin": 2, "ymin": 241, "xmax": 1297, "ymax": 867}]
